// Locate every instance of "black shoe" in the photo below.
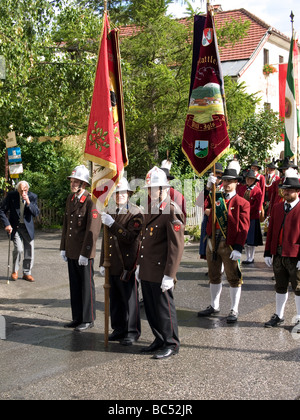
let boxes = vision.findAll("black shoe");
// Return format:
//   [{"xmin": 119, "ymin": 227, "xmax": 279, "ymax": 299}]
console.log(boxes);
[
  {"xmin": 153, "ymin": 347, "xmax": 179, "ymax": 359},
  {"xmin": 108, "ymin": 331, "xmax": 126, "ymax": 341},
  {"xmin": 197, "ymin": 305, "xmax": 220, "ymax": 317},
  {"xmin": 242, "ymin": 260, "xmax": 254, "ymax": 265},
  {"xmin": 227, "ymin": 310, "xmax": 238, "ymax": 324},
  {"xmin": 120, "ymin": 335, "xmax": 139, "ymax": 346},
  {"xmin": 75, "ymin": 322, "xmax": 94, "ymax": 332},
  {"xmin": 64, "ymin": 320, "xmax": 81, "ymax": 328},
  {"xmin": 140, "ymin": 340, "xmax": 164, "ymax": 353},
  {"xmin": 264, "ymin": 314, "xmax": 284, "ymax": 328}
]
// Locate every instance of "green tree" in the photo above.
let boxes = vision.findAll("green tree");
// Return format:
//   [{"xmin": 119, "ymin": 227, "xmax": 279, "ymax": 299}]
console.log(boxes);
[{"xmin": 232, "ymin": 109, "xmax": 284, "ymax": 168}]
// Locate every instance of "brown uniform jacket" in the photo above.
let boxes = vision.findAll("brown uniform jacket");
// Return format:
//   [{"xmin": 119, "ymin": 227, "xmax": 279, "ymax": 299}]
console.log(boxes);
[
  {"xmin": 100, "ymin": 203, "xmax": 144, "ymax": 276},
  {"xmin": 138, "ymin": 198, "xmax": 185, "ymax": 283},
  {"xmin": 60, "ymin": 191, "xmax": 101, "ymax": 260}
]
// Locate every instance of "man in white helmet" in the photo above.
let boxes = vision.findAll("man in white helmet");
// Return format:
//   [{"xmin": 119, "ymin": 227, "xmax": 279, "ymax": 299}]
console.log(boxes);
[
  {"xmin": 60, "ymin": 165, "xmax": 102, "ymax": 331},
  {"xmin": 136, "ymin": 166, "xmax": 185, "ymax": 359}
]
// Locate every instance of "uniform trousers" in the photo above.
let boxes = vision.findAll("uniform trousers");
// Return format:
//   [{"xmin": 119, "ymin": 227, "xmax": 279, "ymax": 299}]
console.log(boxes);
[
  {"xmin": 273, "ymin": 255, "xmax": 300, "ymax": 296},
  {"xmin": 110, "ymin": 272, "xmax": 141, "ymax": 339},
  {"xmin": 13, "ymin": 224, "xmax": 34, "ymax": 275},
  {"xmin": 67, "ymin": 258, "xmax": 96, "ymax": 323},
  {"xmin": 206, "ymin": 240, "xmax": 242, "ymax": 287},
  {"xmin": 141, "ymin": 280, "xmax": 180, "ymax": 350}
]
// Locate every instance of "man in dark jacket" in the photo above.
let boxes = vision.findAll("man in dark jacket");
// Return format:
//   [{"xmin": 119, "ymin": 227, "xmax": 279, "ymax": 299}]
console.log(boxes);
[
  {"xmin": 0, "ymin": 181, "xmax": 39, "ymax": 282},
  {"xmin": 60, "ymin": 165, "xmax": 102, "ymax": 331},
  {"xmin": 100, "ymin": 177, "xmax": 144, "ymax": 346}
]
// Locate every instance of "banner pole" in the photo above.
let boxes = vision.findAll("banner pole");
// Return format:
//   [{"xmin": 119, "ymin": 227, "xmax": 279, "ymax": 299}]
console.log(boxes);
[{"xmin": 205, "ymin": 1, "xmax": 217, "ymax": 259}]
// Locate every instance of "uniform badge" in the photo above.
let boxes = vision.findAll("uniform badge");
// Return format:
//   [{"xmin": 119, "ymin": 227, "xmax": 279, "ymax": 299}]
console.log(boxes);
[
  {"xmin": 172, "ymin": 219, "xmax": 182, "ymax": 232},
  {"xmin": 92, "ymin": 209, "xmax": 99, "ymax": 219}
]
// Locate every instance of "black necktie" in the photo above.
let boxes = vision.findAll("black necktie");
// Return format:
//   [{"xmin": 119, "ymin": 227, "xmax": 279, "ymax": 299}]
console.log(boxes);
[{"xmin": 285, "ymin": 203, "xmax": 291, "ymax": 213}]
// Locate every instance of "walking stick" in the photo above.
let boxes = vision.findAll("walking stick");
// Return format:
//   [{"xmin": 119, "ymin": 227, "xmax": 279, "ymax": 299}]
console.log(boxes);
[
  {"xmin": 103, "ymin": 224, "xmax": 111, "ymax": 348},
  {"xmin": 7, "ymin": 232, "xmax": 11, "ymax": 285}
]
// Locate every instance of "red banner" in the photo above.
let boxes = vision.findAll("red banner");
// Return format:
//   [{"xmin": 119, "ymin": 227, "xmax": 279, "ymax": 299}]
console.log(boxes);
[
  {"xmin": 84, "ymin": 13, "xmax": 128, "ymax": 208},
  {"xmin": 279, "ymin": 63, "xmax": 287, "ymax": 121},
  {"xmin": 182, "ymin": 11, "xmax": 229, "ymax": 177}
]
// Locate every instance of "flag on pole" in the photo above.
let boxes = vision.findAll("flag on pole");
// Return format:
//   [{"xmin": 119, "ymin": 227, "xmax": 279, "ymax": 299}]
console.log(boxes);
[
  {"xmin": 182, "ymin": 10, "xmax": 229, "ymax": 177},
  {"xmin": 284, "ymin": 31, "xmax": 300, "ymax": 159},
  {"xmin": 84, "ymin": 13, "xmax": 128, "ymax": 209}
]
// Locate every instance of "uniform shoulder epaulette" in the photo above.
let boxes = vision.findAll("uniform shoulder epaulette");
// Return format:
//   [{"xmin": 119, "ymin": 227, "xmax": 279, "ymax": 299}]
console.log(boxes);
[{"xmin": 170, "ymin": 200, "xmax": 183, "ymax": 216}]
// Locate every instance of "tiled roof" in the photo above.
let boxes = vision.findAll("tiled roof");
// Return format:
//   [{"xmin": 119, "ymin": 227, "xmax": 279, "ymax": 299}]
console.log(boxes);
[
  {"xmin": 119, "ymin": 8, "xmax": 291, "ymax": 63},
  {"xmin": 215, "ymin": 9, "xmax": 268, "ymax": 61}
]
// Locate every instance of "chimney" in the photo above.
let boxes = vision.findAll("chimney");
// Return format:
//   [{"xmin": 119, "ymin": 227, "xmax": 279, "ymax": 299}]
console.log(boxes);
[{"xmin": 212, "ymin": 5, "xmax": 223, "ymax": 13}]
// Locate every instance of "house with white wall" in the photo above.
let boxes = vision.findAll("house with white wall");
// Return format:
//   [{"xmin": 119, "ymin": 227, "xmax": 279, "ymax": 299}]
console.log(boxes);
[{"xmin": 215, "ymin": 7, "xmax": 293, "ymax": 115}]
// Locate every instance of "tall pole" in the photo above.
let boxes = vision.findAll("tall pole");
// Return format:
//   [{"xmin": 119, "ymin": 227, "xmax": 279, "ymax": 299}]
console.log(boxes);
[
  {"xmin": 206, "ymin": 0, "xmax": 217, "ymax": 259},
  {"xmin": 290, "ymin": 11, "xmax": 298, "ymax": 165},
  {"xmin": 103, "ymin": 0, "xmax": 110, "ymax": 349}
]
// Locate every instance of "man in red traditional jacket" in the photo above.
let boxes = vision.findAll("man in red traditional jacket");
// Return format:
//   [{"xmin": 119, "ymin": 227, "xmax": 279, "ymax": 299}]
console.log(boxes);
[
  {"xmin": 264, "ymin": 168, "xmax": 300, "ymax": 331},
  {"xmin": 197, "ymin": 162, "xmax": 250, "ymax": 324}
]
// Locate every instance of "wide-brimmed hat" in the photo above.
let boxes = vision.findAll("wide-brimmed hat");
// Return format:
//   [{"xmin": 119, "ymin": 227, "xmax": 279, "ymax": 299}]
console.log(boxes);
[
  {"xmin": 280, "ymin": 168, "xmax": 300, "ymax": 189},
  {"xmin": 222, "ymin": 160, "xmax": 242, "ymax": 181},
  {"xmin": 143, "ymin": 166, "xmax": 170, "ymax": 188},
  {"xmin": 160, "ymin": 167, "xmax": 175, "ymax": 180},
  {"xmin": 250, "ymin": 160, "xmax": 262, "ymax": 170},
  {"xmin": 114, "ymin": 177, "xmax": 133, "ymax": 193},
  {"xmin": 276, "ymin": 157, "xmax": 298, "ymax": 172},
  {"xmin": 245, "ymin": 169, "xmax": 258, "ymax": 180},
  {"xmin": 266, "ymin": 160, "xmax": 277, "ymax": 170},
  {"xmin": 67, "ymin": 165, "xmax": 91, "ymax": 186}
]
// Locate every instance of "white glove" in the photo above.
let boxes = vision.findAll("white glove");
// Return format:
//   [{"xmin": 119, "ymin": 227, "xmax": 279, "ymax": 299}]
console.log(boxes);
[
  {"xmin": 135, "ymin": 265, "xmax": 140, "ymax": 283},
  {"xmin": 161, "ymin": 275, "xmax": 174, "ymax": 292},
  {"xmin": 207, "ymin": 174, "xmax": 218, "ymax": 189},
  {"xmin": 99, "ymin": 266, "xmax": 105, "ymax": 276},
  {"xmin": 264, "ymin": 257, "xmax": 273, "ymax": 268},
  {"xmin": 60, "ymin": 250, "xmax": 68, "ymax": 262},
  {"xmin": 78, "ymin": 255, "xmax": 89, "ymax": 266},
  {"xmin": 230, "ymin": 250, "xmax": 241, "ymax": 261},
  {"xmin": 297, "ymin": 261, "xmax": 300, "ymax": 271},
  {"xmin": 101, "ymin": 212, "xmax": 115, "ymax": 227}
]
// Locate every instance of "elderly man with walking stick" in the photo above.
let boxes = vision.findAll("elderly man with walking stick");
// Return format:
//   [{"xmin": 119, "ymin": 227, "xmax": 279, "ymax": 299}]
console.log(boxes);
[{"xmin": 0, "ymin": 180, "xmax": 39, "ymax": 282}]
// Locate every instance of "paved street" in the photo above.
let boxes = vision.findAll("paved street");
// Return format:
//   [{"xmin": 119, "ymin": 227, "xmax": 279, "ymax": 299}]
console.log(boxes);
[{"xmin": 0, "ymin": 229, "xmax": 299, "ymax": 401}]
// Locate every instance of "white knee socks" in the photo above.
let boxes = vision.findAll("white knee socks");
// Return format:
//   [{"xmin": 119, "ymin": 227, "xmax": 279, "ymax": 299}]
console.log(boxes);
[
  {"xmin": 230, "ymin": 287, "xmax": 241, "ymax": 313},
  {"xmin": 210, "ymin": 283, "xmax": 222, "ymax": 310},
  {"xmin": 276, "ymin": 293, "xmax": 288, "ymax": 319}
]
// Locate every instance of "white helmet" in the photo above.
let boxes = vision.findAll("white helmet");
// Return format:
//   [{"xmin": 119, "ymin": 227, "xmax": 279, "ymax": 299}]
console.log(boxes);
[
  {"xmin": 115, "ymin": 177, "xmax": 133, "ymax": 193},
  {"xmin": 143, "ymin": 166, "xmax": 170, "ymax": 188},
  {"xmin": 68, "ymin": 165, "xmax": 91, "ymax": 186}
]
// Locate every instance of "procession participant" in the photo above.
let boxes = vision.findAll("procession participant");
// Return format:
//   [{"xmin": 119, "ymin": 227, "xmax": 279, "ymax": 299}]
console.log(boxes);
[
  {"xmin": 160, "ymin": 166, "xmax": 187, "ymax": 219},
  {"xmin": 0, "ymin": 181, "xmax": 39, "ymax": 282},
  {"xmin": 60, "ymin": 165, "xmax": 101, "ymax": 331},
  {"xmin": 265, "ymin": 160, "xmax": 280, "ymax": 203},
  {"xmin": 197, "ymin": 162, "xmax": 224, "ymax": 260},
  {"xmin": 267, "ymin": 158, "xmax": 294, "ymax": 216},
  {"xmin": 197, "ymin": 161, "xmax": 250, "ymax": 324},
  {"xmin": 250, "ymin": 159, "xmax": 265, "ymax": 213},
  {"xmin": 136, "ymin": 166, "xmax": 185, "ymax": 359},
  {"xmin": 264, "ymin": 168, "xmax": 300, "ymax": 330},
  {"xmin": 238, "ymin": 169, "xmax": 263, "ymax": 265},
  {"xmin": 99, "ymin": 177, "xmax": 144, "ymax": 346},
  {"xmin": 263, "ymin": 160, "xmax": 280, "ymax": 235}
]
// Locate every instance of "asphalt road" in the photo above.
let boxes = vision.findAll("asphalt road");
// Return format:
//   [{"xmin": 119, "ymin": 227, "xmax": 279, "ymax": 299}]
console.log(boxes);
[{"xmin": 0, "ymin": 229, "xmax": 299, "ymax": 401}]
